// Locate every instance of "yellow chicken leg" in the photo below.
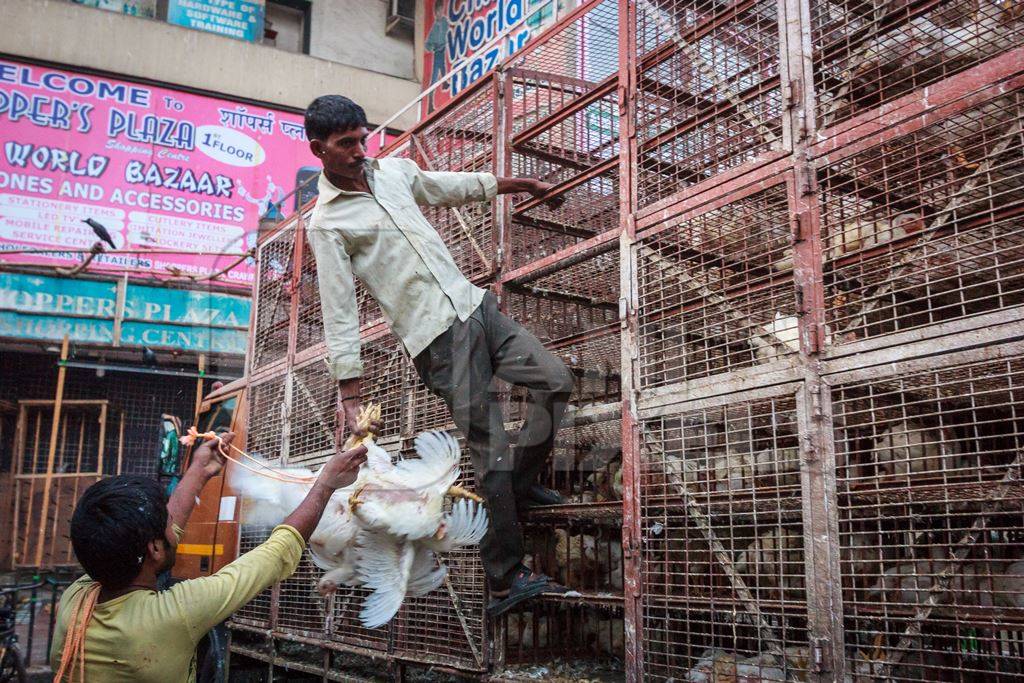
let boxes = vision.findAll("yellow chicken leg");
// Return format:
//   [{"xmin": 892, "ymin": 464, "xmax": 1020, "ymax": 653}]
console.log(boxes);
[
  {"xmin": 447, "ymin": 485, "xmax": 484, "ymax": 504},
  {"xmin": 341, "ymin": 402, "xmax": 382, "ymax": 451},
  {"xmin": 349, "ymin": 484, "xmax": 366, "ymax": 513}
]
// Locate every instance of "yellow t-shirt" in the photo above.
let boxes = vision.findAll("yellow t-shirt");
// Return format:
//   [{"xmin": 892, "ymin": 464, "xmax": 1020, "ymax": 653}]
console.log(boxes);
[{"xmin": 50, "ymin": 524, "xmax": 304, "ymax": 682}]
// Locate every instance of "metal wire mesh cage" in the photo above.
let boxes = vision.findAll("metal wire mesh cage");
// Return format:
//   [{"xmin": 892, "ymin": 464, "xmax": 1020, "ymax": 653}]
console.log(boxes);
[
  {"xmin": 637, "ymin": 178, "xmax": 798, "ymax": 387},
  {"xmin": 233, "ymin": 524, "xmax": 275, "ymax": 629},
  {"xmin": 639, "ymin": 392, "xmax": 809, "ymax": 681},
  {"xmin": 413, "ymin": 81, "xmax": 498, "ymax": 283},
  {"xmin": 633, "ymin": 0, "xmax": 786, "ymax": 208},
  {"xmin": 288, "ymin": 359, "xmax": 336, "ymax": 469},
  {"xmin": 391, "ymin": 433, "xmax": 488, "ymax": 671},
  {"xmin": 832, "ymin": 353, "xmax": 1024, "ymax": 680},
  {"xmin": 819, "ymin": 87, "xmax": 1024, "ymax": 347},
  {"xmin": 295, "ymin": 224, "xmax": 325, "ymax": 355},
  {"xmin": 251, "ymin": 227, "xmax": 296, "ymax": 373},
  {"xmin": 811, "ymin": 0, "xmax": 1024, "ymax": 131},
  {"xmin": 504, "ymin": 0, "xmax": 622, "ymax": 276},
  {"xmin": 246, "ymin": 376, "xmax": 287, "ymax": 463},
  {"xmin": 277, "ymin": 552, "xmax": 330, "ymax": 637}
]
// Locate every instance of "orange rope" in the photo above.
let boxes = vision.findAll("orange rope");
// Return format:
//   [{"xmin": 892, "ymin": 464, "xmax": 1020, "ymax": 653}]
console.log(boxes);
[
  {"xmin": 181, "ymin": 402, "xmax": 381, "ymax": 485},
  {"xmin": 184, "ymin": 428, "xmax": 316, "ymax": 484},
  {"xmin": 53, "ymin": 582, "xmax": 101, "ymax": 682}
]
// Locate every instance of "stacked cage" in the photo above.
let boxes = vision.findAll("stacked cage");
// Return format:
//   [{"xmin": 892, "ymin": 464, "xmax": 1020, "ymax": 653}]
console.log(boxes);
[
  {"xmin": 493, "ymin": 1, "xmax": 627, "ymax": 679},
  {"xmin": 627, "ymin": 0, "xmax": 1024, "ymax": 678},
  {"xmin": 232, "ymin": 0, "xmax": 1024, "ymax": 678}
]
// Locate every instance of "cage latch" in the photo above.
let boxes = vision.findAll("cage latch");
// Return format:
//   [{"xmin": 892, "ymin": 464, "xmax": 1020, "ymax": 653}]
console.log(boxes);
[{"xmin": 811, "ymin": 638, "xmax": 829, "ymax": 674}]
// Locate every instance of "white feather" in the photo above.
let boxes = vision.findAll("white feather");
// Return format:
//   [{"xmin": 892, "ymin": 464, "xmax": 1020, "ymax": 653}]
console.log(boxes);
[
  {"xmin": 393, "ymin": 430, "xmax": 461, "ymax": 492},
  {"xmin": 229, "ymin": 460, "xmax": 311, "ymax": 526},
  {"xmin": 357, "ymin": 533, "xmax": 416, "ymax": 628},
  {"xmin": 406, "ymin": 547, "xmax": 447, "ymax": 597},
  {"xmin": 426, "ymin": 499, "xmax": 489, "ymax": 552},
  {"xmin": 364, "ymin": 440, "xmax": 393, "ymax": 473}
]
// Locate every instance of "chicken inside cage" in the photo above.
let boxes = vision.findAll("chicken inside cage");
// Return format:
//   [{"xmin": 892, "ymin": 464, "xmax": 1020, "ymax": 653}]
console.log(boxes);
[
  {"xmin": 545, "ymin": 421, "xmax": 623, "ymax": 504},
  {"xmin": 524, "ymin": 524, "xmax": 624, "ymax": 595},
  {"xmin": 651, "ymin": 408, "xmax": 802, "ymax": 498},
  {"xmin": 834, "ymin": 376, "xmax": 1024, "ymax": 488},
  {"xmin": 821, "ymin": 90, "xmax": 1024, "ymax": 344},
  {"xmin": 841, "ymin": 520, "xmax": 1024, "ymax": 678},
  {"xmin": 814, "ymin": 0, "xmax": 1024, "ymax": 127},
  {"xmin": 502, "ymin": 601, "xmax": 625, "ymax": 672},
  {"xmin": 637, "ymin": 184, "xmax": 806, "ymax": 385},
  {"xmin": 834, "ymin": 356, "xmax": 1024, "ymax": 679}
]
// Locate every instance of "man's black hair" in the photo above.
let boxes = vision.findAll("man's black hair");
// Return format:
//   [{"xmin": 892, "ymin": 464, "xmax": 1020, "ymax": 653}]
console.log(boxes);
[
  {"xmin": 70, "ymin": 476, "xmax": 168, "ymax": 589},
  {"xmin": 304, "ymin": 96, "xmax": 369, "ymax": 141}
]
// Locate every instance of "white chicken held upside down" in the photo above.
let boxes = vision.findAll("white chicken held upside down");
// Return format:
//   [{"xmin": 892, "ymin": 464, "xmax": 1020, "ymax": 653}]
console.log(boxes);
[{"xmin": 231, "ymin": 429, "xmax": 488, "ymax": 629}]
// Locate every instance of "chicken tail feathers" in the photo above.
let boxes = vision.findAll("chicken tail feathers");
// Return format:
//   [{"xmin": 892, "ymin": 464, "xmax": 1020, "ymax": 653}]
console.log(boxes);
[{"xmin": 444, "ymin": 499, "xmax": 489, "ymax": 548}]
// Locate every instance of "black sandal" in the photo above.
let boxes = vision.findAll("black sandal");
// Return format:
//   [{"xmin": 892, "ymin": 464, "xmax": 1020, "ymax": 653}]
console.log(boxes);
[{"xmin": 487, "ymin": 564, "xmax": 568, "ymax": 617}]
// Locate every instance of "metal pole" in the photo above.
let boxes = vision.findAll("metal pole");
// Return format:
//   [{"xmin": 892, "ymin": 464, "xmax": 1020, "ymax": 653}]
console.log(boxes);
[
  {"xmin": 781, "ymin": 0, "xmax": 845, "ymax": 672},
  {"xmin": 26, "ymin": 584, "xmax": 37, "ymax": 667},
  {"xmin": 617, "ymin": 0, "xmax": 642, "ymax": 679}
]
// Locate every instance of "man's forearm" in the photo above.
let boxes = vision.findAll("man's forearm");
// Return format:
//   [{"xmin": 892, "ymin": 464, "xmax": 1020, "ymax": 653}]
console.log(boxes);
[
  {"xmin": 283, "ymin": 482, "xmax": 336, "ymax": 541},
  {"xmin": 496, "ymin": 177, "xmax": 542, "ymax": 195},
  {"xmin": 338, "ymin": 377, "xmax": 361, "ymax": 402},
  {"xmin": 167, "ymin": 462, "xmax": 212, "ymax": 530}
]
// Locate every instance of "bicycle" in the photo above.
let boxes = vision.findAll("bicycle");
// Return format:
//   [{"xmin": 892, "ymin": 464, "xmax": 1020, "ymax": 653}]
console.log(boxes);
[{"xmin": 0, "ymin": 587, "xmax": 28, "ymax": 683}]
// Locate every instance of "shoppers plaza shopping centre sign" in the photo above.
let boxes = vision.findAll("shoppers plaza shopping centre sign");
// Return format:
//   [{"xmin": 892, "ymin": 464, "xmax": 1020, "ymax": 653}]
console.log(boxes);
[
  {"xmin": 0, "ymin": 272, "xmax": 250, "ymax": 354},
  {"xmin": 0, "ymin": 58, "xmax": 328, "ymax": 288}
]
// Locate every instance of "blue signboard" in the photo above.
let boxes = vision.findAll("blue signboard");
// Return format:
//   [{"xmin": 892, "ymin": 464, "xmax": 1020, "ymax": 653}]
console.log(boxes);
[
  {"xmin": 0, "ymin": 312, "xmax": 115, "ymax": 344},
  {"xmin": 120, "ymin": 322, "xmax": 248, "ymax": 355},
  {"xmin": 167, "ymin": 0, "xmax": 265, "ymax": 42},
  {"xmin": 0, "ymin": 272, "xmax": 250, "ymax": 354}
]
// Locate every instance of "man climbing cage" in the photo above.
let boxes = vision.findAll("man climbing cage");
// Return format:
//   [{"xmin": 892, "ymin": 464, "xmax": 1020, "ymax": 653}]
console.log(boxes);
[{"xmin": 304, "ymin": 95, "xmax": 574, "ymax": 615}]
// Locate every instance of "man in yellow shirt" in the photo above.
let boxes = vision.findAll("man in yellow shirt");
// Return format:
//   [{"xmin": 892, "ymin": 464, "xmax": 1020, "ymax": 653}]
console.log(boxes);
[{"xmin": 50, "ymin": 432, "xmax": 368, "ymax": 682}]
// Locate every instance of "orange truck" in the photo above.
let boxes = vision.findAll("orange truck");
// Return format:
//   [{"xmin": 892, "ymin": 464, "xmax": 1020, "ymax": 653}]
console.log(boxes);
[{"xmin": 171, "ymin": 379, "xmax": 246, "ymax": 579}]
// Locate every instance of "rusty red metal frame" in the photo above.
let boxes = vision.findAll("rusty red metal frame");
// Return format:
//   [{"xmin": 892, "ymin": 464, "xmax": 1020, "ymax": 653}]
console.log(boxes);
[
  {"xmin": 236, "ymin": 0, "xmax": 1024, "ymax": 679},
  {"xmin": 500, "ymin": 227, "xmax": 621, "ymax": 285},
  {"xmin": 810, "ymin": 47, "xmax": 1024, "ymax": 159},
  {"xmin": 617, "ymin": 0, "xmax": 643, "ymax": 680},
  {"xmin": 635, "ymin": 151, "xmax": 791, "ymax": 229}
]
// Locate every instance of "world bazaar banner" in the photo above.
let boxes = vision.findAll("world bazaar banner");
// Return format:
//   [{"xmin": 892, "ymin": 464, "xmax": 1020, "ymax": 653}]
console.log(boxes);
[
  {"xmin": 423, "ymin": 0, "xmax": 565, "ymax": 113},
  {"xmin": 0, "ymin": 59, "xmax": 387, "ymax": 288}
]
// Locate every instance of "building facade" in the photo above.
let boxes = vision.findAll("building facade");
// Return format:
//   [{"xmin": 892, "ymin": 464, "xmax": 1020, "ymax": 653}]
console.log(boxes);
[{"xmin": 0, "ymin": 0, "xmax": 421, "ymax": 572}]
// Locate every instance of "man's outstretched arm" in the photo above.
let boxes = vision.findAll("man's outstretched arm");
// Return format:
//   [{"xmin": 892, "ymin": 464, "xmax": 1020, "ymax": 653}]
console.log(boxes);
[
  {"xmin": 405, "ymin": 159, "xmax": 563, "ymax": 210},
  {"xmin": 167, "ymin": 431, "xmax": 235, "ymax": 533},
  {"xmin": 283, "ymin": 444, "xmax": 368, "ymax": 540},
  {"xmin": 496, "ymin": 177, "xmax": 564, "ymax": 210},
  {"xmin": 168, "ymin": 444, "xmax": 368, "ymax": 644}
]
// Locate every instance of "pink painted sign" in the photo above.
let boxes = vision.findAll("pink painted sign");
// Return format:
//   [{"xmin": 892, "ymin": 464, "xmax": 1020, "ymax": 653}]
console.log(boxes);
[{"xmin": 0, "ymin": 59, "xmax": 385, "ymax": 288}]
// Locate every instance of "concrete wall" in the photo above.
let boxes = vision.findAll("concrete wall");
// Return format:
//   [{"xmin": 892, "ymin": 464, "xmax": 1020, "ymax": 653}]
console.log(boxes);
[
  {"xmin": 0, "ymin": 0, "xmax": 420, "ymax": 128},
  {"xmin": 309, "ymin": 0, "xmax": 416, "ymax": 81}
]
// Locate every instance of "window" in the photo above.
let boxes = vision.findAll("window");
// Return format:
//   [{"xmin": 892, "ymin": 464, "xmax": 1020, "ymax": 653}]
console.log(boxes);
[{"xmin": 263, "ymin": 0, "xmax": 310, "ymax": 54}]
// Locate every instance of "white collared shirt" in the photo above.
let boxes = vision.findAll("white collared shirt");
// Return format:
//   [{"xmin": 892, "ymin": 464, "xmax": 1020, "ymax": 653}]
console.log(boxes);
[{"xmin": 306, "ymin": 157, "xmax": 497, "ymax": 380}]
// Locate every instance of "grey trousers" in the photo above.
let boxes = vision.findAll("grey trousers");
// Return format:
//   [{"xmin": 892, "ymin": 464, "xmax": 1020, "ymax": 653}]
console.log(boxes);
[{"xmin": 412, "ymin": 292, "xmax": 573, "ymax": 589}]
